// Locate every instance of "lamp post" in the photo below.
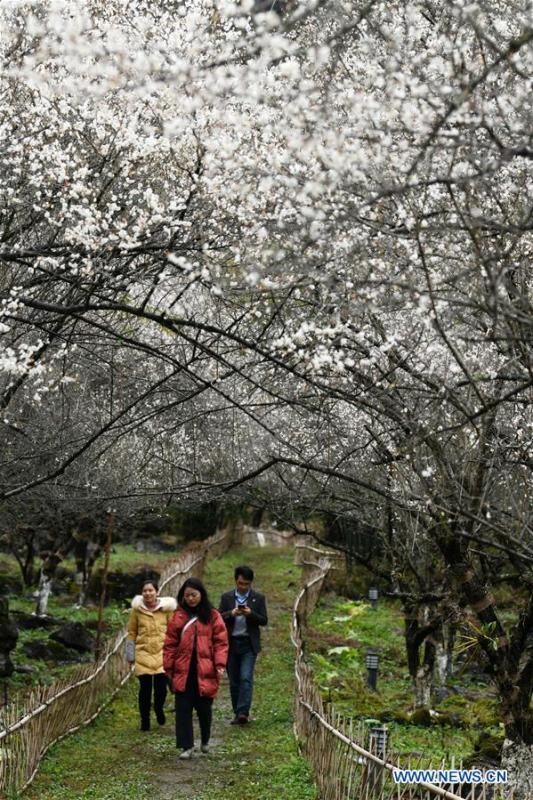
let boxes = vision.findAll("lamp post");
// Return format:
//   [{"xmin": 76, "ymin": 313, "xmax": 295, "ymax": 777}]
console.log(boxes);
[
  {"xmin": 366, "ymin": 650, "xmax": 379, "ymax": 690},
  {"xmin": 368, "ymin": 587, "xmax": 378, "ymax": 610},
  {"xmin": 369, "ymin": 725, "xmax": 388, "ymax": 758},
  {"xmin": 367, "ymin": 725, "xmax": 388, "ymax": 795}
]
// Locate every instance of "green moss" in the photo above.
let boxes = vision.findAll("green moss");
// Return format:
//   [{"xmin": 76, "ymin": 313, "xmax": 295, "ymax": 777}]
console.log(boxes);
[
  {"xmin": 473, "ymin": 731, "xmax": 504, "ymax": 759},
  {"xmin": 306, "ymin": 589, "xmax": 500, "ymax": 762},
  {"xmin": 469, "ymin": 698, "xmax": 500, "ymax": 727},
  {"xmin": 387, "ymin": 721, "xmax": 475, "ymax": 763},
  {"xmin": 438, "ymin": 693, "xmax": 469, "ymax": 712}
]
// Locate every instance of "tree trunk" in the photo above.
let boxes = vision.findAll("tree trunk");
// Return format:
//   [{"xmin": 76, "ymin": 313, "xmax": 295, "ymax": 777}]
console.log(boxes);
[
  {"xmin": 21, "ymin": 535, "xmax": 36, "ymax": 587},
  {"xmin": 35, "ymin": 570, "xmax": 53, "ymax": 616},
  {"xmin": 446, "ymin": 622, "xmax": 456, "ymax": 678},
  {"xmin": 0, "ymin": 597, "xmax": 18, "ymax": 679},
  {"xmin": 436, "ymin": 530, "xmax": 533, "ymax": 797},
  {"xmin": 74, "ymin": 540, "xmax": 88, "ymax": 607},
  {"xmin": 9, "ymin": 529, "xmax": 36, "ymax": 588},
  {"xmin": 404, "ymin": 606, "xmax": 420, "ymax": 681},
  {"xmin": 72, "ymin": 517, "xmax": 100, "ymax": 607},
  {"xmin": 34, "ymin": 551, "xmax": 64, "ymax": 616},
  {"xmin": 435, "ymin": 640, "xmax": 448, "ymax": 687},
  {"xmin": 75, "ymin": 548, "xmax": 99, "ymax": 607},
  {"xmin": 501, "ymin": 740, "xmax": 533, "ymax": 800},
  {"xmin": 95, "ymin": 513, "xmax": 114, "ymax": 660},
  {"xmin": 404, "ymin": 603, "xmax": 438, "ymax": 708},
  {"xmin": 435, "ymin": 621, "xmax": 454, "ymax": 685},
  {"xmin": 414, "ymin": 662, "xmax": 432, "ymax": 708},
  {"xmin": 75, "ymin": 571, "xmax": 87, "ymax": 607}
]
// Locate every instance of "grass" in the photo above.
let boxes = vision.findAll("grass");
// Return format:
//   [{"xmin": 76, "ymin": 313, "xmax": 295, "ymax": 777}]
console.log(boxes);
[
  {"xmin": 0, "ymin": 541, "xmax": 181, "ymax": 594},
  {"xmin": 82, "ymin": 542, "xmax": 178, "ymax": 572},
  {"xmin": 24, "ymin": 545, "xmax": 318, "ymax": 800},
  {"xmin": 306, "ymin": 590, "xmax": 504, "ymax": 761},
  {"xmin": 55, "ymin": 541, "xmax": 177, "ymax": 576}
]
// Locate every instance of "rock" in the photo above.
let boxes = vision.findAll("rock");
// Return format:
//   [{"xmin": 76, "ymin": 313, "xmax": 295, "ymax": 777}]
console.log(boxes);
[
  {"xmin": 434, "ymin": 711, "xmax": 464, "ymax": 727},
  {"xmin": 138, "ymin": 514, "xmax": 170, "ymax": 535},
  {"xmin": 87, "ymin": 569, "xmax": 161, "ymax": 602},
  {"xmin": 410, "ymin": 707, "xmax": 432, "ymax": 726},
  {"xmin": 134, "ymin": 538, "xmax": 176, "ymax": 553},
  {"xmin": 0, "ymin": 597, "xmax": 19, "ymax": 678},
  {"xmin": 447, "ymin": 685, "xmax": 468, "ymax": 697},
  {"xmin": 434, "ymin": 687, "xmax": 451, "ymax": 704},
  {"xmin": 84, "ymin": 619, "xmax": 111, "ymax": 632},
  {"xmin": 342, "ymin": 587, "xmax": 362, "ymax": 601},
  {"xmin": 385, "ymin": 710, "xmax": 410, "ymax": 724},
  {"xmin": 0, "ymin": 575, "xmax": 22, "ymax": 594},
  {"xmin": 14, "ymin": 664, "xmax": 37, "ymax": 674},
  {"xmin": 50, "ymin": 622, "xmax": 95, "ymax": 652},
  {"xmin": 473, "ymin": 731, "xmax": 504, "ymax": 761},
  {"xmin": 11, "ymin": 611, "xmax": 66, "ymax": 630},
  {"xmin": 22, "ymin": 639, "xmax": 80, "ymax": 662},
  {"xmin": 0, "ymin": 653, "xmax": 14, "ymax": 678}
]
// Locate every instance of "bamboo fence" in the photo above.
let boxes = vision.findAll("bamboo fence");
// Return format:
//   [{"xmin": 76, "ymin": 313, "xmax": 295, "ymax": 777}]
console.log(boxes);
[
  {"xmin": 292, "ymin": 541, "xmax": 513, "ymax": 800},
  {"xmin": 0, "ymin": 528, "xmax": 230, "ymax": 797}
]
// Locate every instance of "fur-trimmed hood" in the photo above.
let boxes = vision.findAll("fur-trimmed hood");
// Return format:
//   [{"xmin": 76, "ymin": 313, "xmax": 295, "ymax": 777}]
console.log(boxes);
[{"xmin": 131, "ymin": 595, "xmax": 177, "ymax": 612}]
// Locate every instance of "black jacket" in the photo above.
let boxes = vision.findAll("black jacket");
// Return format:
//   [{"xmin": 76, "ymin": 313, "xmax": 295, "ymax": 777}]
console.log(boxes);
[{"xmin": 218, "ymin": 589, "xmax": 268, "ymax": 654}]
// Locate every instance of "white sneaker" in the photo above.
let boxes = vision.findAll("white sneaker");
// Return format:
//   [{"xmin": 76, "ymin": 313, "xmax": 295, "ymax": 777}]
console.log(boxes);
[
  {"xmin": 200, "ymin": 744, "xmax": 209, "ymax": 755},
  {"xmin": 178, "ymin": 748, "xmax": 193, "ymax": 760}
]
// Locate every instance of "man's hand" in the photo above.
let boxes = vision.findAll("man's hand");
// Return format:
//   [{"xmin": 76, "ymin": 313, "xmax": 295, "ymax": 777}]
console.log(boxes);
[{"xmin": 241, "ymin": 606, "xmax": 252, "ymax": 616}]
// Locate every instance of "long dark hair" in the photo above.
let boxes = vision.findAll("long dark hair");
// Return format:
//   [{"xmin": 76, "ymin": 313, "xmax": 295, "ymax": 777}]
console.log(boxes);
[{"xmin": 177, "ymin": 577, "xmax": 213, "ymax": 624}]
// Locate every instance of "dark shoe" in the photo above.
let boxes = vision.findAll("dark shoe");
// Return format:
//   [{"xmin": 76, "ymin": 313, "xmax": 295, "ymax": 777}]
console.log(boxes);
[
  {"xmin": 156, "ymin": 710, "xmax": 166, "ymax": 726},
  {"xmin": 230, "ymin": 716, "xmax": 240, "ymax": 725},
  {"xmin": 140, "ymin": 721, "xmax": 150, "ymax": 732},
  {"xmin": 237, "ymin": 713, "xmax": 249, "ymax": 724}
]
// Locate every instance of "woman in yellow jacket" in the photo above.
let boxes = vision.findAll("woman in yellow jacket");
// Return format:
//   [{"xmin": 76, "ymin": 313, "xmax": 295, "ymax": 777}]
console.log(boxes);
[{"xmin": 126, "ymin": 580, "xmax": 177, "ymax": 731}]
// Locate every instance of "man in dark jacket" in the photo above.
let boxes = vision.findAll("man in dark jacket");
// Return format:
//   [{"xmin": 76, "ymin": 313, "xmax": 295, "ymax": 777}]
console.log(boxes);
[{"xmin": 218, "ymin": 565, "xmax": 268, "ymax": 724}]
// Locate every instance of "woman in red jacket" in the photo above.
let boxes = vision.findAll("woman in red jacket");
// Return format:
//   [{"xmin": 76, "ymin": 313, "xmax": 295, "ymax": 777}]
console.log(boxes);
[{"xmin": 163, "ymin": 577, "xmax": 228, "ymax": 760}]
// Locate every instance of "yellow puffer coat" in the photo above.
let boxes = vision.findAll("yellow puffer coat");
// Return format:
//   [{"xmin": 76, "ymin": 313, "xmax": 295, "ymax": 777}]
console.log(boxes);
[{"xmin": 127, "ymin": 596, "xmax": 177, "ymax": 676}]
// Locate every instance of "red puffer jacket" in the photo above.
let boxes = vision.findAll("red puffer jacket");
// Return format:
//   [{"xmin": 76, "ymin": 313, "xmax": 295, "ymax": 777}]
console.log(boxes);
[{"xmin": 163, "ymin": 608, "xmax": 228, "ymax": 697}]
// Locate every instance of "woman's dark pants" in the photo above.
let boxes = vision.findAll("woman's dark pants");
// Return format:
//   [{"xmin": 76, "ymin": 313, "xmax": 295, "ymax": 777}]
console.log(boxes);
[
  {"xmin": 138, "ymin": 673, "xmax": 168, "ymax": 730},
  {"xmin": 174, "ymin": 661, "xmax": 213, "ymax": 749}
]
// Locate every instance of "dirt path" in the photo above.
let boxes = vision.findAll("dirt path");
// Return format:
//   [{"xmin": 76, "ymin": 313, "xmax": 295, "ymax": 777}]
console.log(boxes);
[
  {"xmin": 144, "ymin": 670, "xmax": 238, "ymax": 799},
  {"xmin": 25, "ymin": 545, "xmax": 317, "ymax": 800}
]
